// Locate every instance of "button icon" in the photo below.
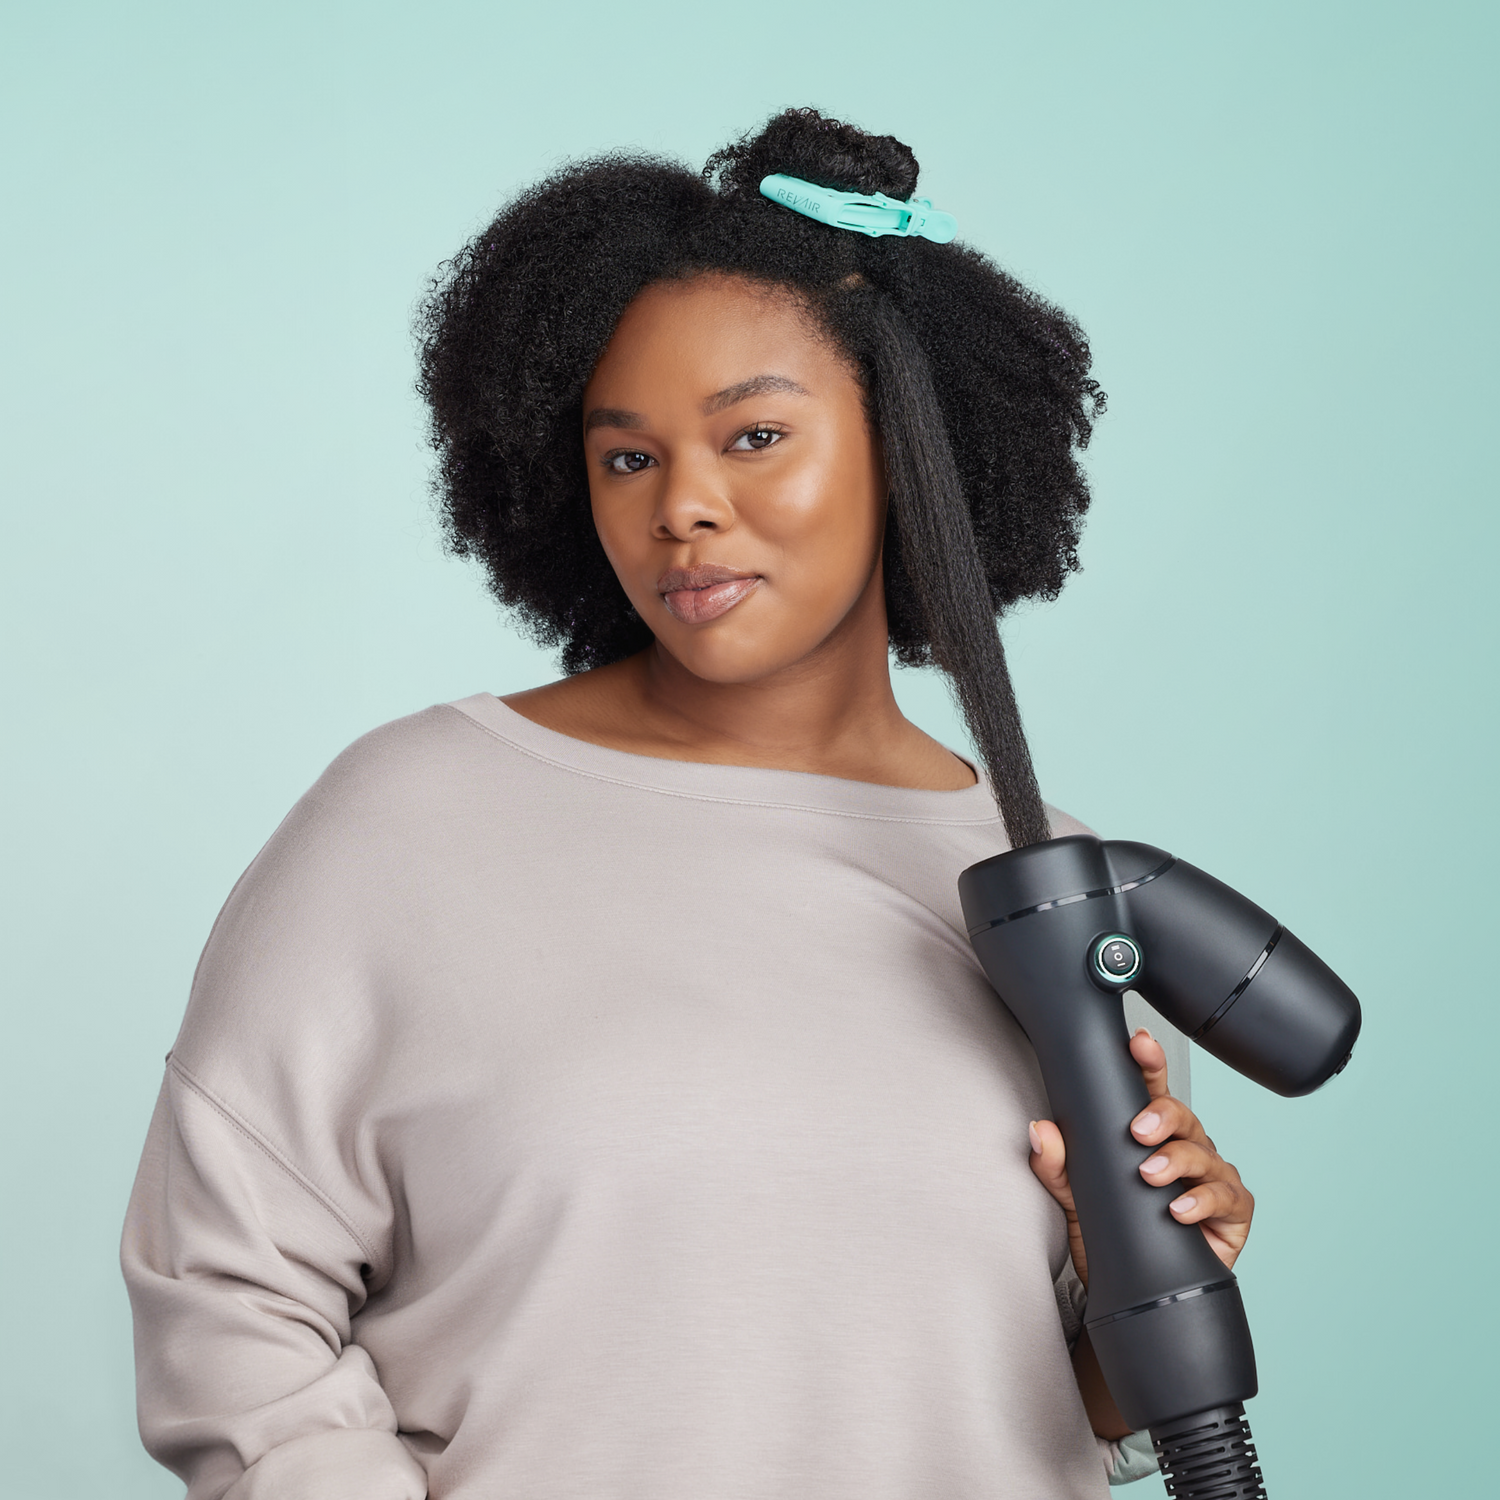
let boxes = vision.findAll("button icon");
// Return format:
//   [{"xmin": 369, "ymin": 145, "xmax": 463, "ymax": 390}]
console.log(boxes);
[{"xmin": 1091, "ymin": 933, "xmax": 1142, "ymax": 985}]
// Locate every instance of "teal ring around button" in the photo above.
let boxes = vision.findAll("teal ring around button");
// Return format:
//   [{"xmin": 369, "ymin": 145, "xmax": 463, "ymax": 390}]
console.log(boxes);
[{"xmin": 1090, "ymin": 933, "xmax": 1143, "ymax": 985}]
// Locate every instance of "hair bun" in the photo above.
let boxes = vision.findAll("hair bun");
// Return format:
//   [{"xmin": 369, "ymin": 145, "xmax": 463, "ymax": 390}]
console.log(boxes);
[{"xmin": 705, "ymin": 106, "xmax": 920, "ymax": 203}]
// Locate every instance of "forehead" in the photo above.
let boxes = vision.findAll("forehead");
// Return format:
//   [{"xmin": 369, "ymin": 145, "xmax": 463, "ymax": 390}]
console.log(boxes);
[{"xmin": 585, "ymin": 274, "xmax": 855, "ymax": 405}]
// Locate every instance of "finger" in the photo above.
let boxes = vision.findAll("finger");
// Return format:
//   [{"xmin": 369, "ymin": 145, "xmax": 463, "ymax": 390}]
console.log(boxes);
[
  {"xmin": 1129, "ymin": 1028, "xmax": 1171, "ymax": 1099},
  {"xmin": 1129, "ymin": 1093, "xmax": 1210, "ymax": 1149},
  {"xmin": 1168, "ymin": 1175, "xmax": 1253, "ymax": 1229},
  {"xmin": 1174, "ymin": 1181, "xmax": 1255, "ymax": 1273},
  {"xmin": 1027, "ymin": 1118, "xmax": 1074, "ymax": 1211},
  {"xmin": 1030, "ymin": 1119, "xmax": 1091, "ymax": 1287},
  {"xmin": 1137, "ymin": 1139, "xmax": 1223, "ymax": 1188}
]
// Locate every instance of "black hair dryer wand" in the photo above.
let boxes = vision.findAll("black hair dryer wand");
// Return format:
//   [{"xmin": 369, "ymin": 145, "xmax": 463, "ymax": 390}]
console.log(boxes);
[{"xmin": 958, "ymin": 835, "xmax": 1360, "ymax": 1499}]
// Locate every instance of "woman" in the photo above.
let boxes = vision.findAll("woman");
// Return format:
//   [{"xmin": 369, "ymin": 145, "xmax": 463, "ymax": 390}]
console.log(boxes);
[{"xmin": 122, "ymin": 108, "xmax": 1253, "ymax": 1498}]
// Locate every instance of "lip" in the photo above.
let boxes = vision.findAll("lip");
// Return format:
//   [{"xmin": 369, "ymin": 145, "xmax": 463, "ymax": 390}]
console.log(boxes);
[{"xmin": 657, "ymin": 563, "xmax": 762, "ymax": 625}]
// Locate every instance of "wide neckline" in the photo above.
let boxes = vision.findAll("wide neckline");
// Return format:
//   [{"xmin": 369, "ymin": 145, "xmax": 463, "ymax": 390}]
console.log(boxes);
[{"xmin": 446, "ymin": 693, "xmax": 1005, "ymax": 827}]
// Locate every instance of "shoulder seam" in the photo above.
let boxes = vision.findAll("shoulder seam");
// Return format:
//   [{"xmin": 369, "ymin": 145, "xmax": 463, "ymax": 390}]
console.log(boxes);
[
  {"xmin": 168, "ymin": 1056, "xmax": 380, "ymax": 1265},
  {"xmin": 439, "ymin": 702, "xmax": 1006, "ymax": 829}
]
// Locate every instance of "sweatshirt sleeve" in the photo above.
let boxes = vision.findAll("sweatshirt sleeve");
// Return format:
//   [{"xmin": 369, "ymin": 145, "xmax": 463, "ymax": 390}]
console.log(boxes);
[
  {"xmin": 119, "ymin": 716, "xmax": 459, "ymax": 1497},
  {"xmin": 1106, "ymin": 1430, "xmax": 1162, "ymax": 1485},
  {"xmin": 121, "ymin": 1059, "xmax": 428, "ymax": 1500}
]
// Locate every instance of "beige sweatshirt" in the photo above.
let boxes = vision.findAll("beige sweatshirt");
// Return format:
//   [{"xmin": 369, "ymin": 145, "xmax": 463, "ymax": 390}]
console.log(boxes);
[{"xmin": 122, "ymin": 694, "xmax": 1150, "ymax": 1499}]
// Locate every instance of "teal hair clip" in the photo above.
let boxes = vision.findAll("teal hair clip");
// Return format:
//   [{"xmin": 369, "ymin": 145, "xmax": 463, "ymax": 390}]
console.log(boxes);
[{"xmin": 759, "ymin": 173, "xmax": 957, "ymax": 244}]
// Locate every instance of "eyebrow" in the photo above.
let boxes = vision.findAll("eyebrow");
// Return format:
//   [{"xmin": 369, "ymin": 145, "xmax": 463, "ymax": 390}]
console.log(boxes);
[
  {"xmin": 583, "ymin": 406, "xmax": 647, "ymax": 434},
  {"xmin": 702, "ymin": 373, "xmax": 809, "ymax": 414},
  {"xmin": 583, "ymin": 374, "xmax": 810, "ymax": 435}
]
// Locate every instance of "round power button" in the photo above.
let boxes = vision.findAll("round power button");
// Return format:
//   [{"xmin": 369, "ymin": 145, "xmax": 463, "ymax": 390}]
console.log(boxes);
[{"xmin": 1091, "ymin": 934, "xmax": 1143, "ymax": 985}]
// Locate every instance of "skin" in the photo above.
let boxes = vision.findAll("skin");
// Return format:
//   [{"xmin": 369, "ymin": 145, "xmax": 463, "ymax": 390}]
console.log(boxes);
[
  {"xmin": 504, "ymin": 272, "xmax": 971, "ymax": 790},
  {"xmin": 504, "ymin": 272, "xmax": 1255, "ymax": 1441}
]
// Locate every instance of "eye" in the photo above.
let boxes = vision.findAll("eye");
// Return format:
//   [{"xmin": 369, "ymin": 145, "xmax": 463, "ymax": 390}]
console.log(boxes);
[
  {"xmin": 604, "ymin": 450, "xmax": 656, "ymax": 475},
  {"xmin": 728, "ymin": 425, "xmax": 785, "ymax": 452}
]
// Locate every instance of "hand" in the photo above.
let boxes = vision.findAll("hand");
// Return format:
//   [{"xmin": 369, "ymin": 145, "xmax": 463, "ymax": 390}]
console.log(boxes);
[{"xmin": 1027, "ymin": 1028, "xmax": 1255, "ymax": 1289}]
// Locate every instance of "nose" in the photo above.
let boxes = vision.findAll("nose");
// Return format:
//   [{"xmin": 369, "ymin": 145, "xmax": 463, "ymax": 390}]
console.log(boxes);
[{"xmin": 651, "ymin": 453, "xmax": 735, "ymax": 541}]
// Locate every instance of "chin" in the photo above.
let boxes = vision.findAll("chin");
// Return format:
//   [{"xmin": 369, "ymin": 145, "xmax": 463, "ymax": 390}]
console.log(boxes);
[
  {"xmin": 655, "ymin": 627, "xmax": 815, "ymax": 687},
  {"xmin": 666, "ymin": 646, "xmax": 793, "ymax": 686}
]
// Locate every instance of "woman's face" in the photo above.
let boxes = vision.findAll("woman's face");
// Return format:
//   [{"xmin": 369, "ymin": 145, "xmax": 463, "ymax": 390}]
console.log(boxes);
[{"xmin": 582, "ymin": 274, "xmax": 888, "ymax": 686}]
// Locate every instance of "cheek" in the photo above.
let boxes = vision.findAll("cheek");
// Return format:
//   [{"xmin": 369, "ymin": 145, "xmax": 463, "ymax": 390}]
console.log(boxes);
[
  {"xmin": 761, "ymin": 453, "xmax": 884, "ymax": 584},
  {"xmin": 589, "ymin": 488, "xmax": 653, "ymax": 600}
]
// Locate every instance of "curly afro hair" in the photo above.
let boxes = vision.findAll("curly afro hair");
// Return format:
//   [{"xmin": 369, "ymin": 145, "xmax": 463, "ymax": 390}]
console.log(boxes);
[{"xmin": 416, "ymin": 107, "xmax": 1104, "ymax": 846}]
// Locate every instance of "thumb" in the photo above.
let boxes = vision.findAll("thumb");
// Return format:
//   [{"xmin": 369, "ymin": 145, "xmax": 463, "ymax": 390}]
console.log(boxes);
[{"xmin": 1028, "ymin": 1118, "xmax": 1074, "ymax": 1213}]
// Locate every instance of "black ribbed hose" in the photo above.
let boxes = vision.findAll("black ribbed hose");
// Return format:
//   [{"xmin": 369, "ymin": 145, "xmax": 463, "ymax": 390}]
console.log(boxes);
[{"xmin": 1151, "ymin": 1403, "xmax": 1267, "ymax": 1499}]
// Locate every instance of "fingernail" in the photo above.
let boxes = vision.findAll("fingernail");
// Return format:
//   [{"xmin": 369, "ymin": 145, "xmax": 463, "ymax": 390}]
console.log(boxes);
[
  {"xmin": 1142, "ymin": 1155, "xmax": 1169, "ymax": 1175},
  {"xmin": 1170, "ymin": 1195, "xmax": 1196, "ymax": 1214},
  {"xmin": 1134, "ymin": 1027, "xmax": 1154, "ymax": 1040},
  {"xmin": 1028, "ymin": 1121, "xmax": 1042, "ymax": 1155},
  {"xmin": 1133, "ymin": 1112, "xmax": 1161, "ymax": 1137}
]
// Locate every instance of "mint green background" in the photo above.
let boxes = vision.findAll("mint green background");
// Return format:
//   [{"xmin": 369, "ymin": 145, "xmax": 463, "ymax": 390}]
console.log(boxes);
[{"xmin": 3, "ymin": 3, "xmax": 1494, "ymax": 1495}]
